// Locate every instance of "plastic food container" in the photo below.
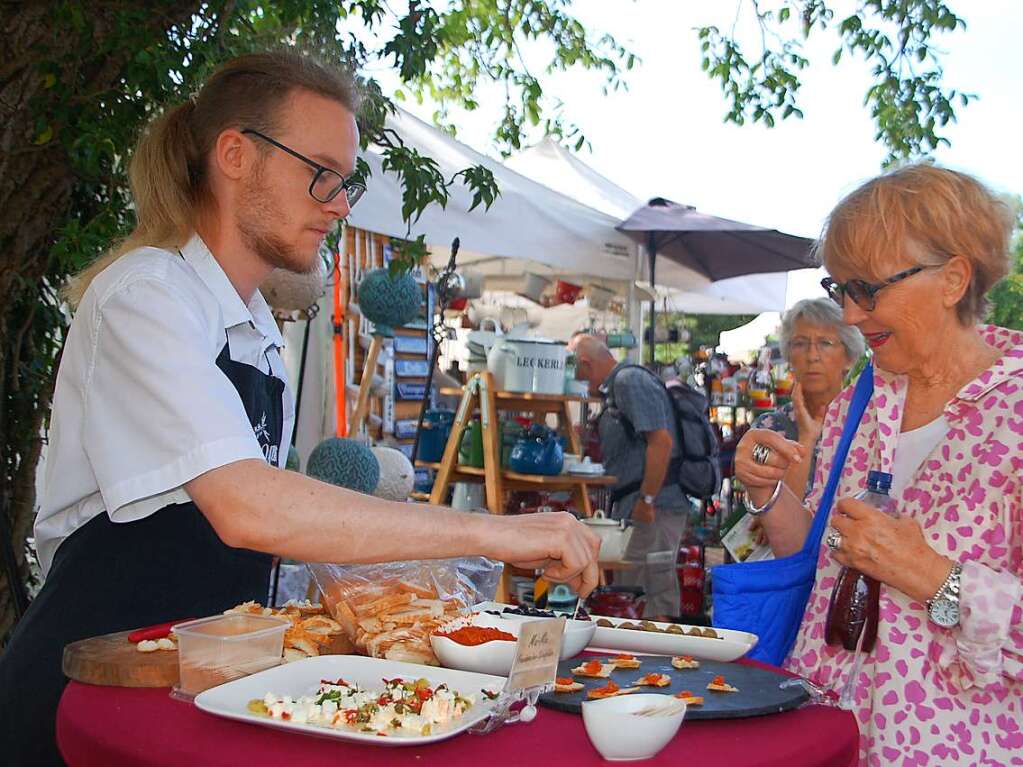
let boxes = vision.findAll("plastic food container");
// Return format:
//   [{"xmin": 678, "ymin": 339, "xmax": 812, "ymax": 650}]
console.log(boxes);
[{"xmin": 173, "ymin": 614, "xmax": 288, "ymax": 698}]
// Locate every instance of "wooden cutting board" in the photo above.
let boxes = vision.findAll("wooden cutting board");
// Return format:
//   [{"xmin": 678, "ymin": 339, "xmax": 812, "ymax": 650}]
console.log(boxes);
[{"xmin": 63, "ymin": 630, "xmax": 180, "ymax": 688}]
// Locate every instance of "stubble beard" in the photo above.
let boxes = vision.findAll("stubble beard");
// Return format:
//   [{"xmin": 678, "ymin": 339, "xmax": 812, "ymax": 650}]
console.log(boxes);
[{"xmin": 237, "ymin": 167, "xmax": 318, "ymax": 275}]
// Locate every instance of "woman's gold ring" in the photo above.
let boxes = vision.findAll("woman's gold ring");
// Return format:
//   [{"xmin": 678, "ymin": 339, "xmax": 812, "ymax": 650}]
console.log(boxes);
[{"xmin": 752, "ymin": 443, "xmax": 773, "ymax": 466}]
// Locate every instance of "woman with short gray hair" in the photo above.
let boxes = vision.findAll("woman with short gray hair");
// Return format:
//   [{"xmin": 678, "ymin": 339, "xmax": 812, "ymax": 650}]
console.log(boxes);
[{"xmin": 753, "ymin": 298, "xmax": 864, "ymax": 499}]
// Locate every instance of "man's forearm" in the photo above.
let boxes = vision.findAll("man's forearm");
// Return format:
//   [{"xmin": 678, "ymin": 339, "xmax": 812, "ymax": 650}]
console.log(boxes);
[
  {"xmin": 640, "ymin": 430, "xmax": 674, "ymax": 498},
  {"xmin": 187, "ymin": 459, "xmax": 496, "ymax": 563}
]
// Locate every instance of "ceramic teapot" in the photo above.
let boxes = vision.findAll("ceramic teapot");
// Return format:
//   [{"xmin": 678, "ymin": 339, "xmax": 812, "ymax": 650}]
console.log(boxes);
[{"xmin": 508, "ymin": 424, "xmax": 564, "ymax": 476}]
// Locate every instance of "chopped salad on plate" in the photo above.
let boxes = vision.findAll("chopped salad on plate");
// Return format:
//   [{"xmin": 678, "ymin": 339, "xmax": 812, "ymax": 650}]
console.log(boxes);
[{"xmin": 248, "ymin": 676, "xmax": 475, "ymax": 737}]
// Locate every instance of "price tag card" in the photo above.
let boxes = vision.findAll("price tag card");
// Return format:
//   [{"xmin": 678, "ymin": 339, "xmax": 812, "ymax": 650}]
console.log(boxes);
[{"xmin": 506, "ymin": 617, "xmax": 566, "ymax": 693}]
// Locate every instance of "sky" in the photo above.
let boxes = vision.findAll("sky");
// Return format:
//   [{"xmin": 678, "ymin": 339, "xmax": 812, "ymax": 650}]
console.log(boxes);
[{"xmin": 373, "ymin": 0, "xmax": 1023, "ymax": 307}]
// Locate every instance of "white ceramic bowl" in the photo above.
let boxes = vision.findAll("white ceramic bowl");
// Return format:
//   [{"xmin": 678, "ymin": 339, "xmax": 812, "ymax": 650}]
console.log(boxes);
[
  {"xmin": 430, "ymin": 613, "xmax": 595, "ymax": 676},
  {"xmin": 470, "ymin": 606, "xmax": 596, "ymax": 659},
  {"xmin": 581, "ymin": 693, "xmax": 686, "ymax": 761}
]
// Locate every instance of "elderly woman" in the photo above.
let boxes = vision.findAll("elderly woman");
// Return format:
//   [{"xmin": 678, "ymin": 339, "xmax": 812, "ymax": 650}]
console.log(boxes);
[
  {"xmin": 735, "ymin": 164, "xmax": 1022, "ymax": 766},
  {"xmin": 753, "ymin": 298, "xmax": 865, "ymax": 500}
]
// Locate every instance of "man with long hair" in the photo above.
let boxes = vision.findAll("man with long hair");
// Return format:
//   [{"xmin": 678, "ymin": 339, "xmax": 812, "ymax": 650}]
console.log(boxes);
[{"xmin": 0, "ymin": 51, "xmax": 600, "ymax": 765}]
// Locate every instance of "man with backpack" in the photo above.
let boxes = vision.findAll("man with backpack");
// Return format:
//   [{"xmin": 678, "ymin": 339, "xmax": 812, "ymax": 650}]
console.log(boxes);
[{"xmin": 571, "ymin": 335, "xmax": 720, "ymax": 618}]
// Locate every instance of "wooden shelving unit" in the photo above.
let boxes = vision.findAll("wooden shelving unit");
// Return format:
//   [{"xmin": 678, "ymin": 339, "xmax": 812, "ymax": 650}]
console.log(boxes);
[{"xmin": 417, "ymin": 371, "xmax": 615, "ymax": 601}]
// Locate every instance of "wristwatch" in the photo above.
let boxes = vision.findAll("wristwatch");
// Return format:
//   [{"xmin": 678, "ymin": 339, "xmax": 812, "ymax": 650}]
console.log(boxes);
[
  {"xmin": 641, "ymin": 494, "xmax": 656, "ymax": 506},
  {"xmin": 927, "ymin": 562, "xmax": 963, "ymax": 628}
]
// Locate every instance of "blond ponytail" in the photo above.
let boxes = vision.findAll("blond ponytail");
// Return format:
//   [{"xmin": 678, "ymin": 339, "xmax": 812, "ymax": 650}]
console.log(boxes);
[
  {"xmin": 64, "ymin": 101, "xmax": 199, "ymax": 307},
  {"xmin": 65, "ymin": 51, "xmax": 359, "ymax": 308}
]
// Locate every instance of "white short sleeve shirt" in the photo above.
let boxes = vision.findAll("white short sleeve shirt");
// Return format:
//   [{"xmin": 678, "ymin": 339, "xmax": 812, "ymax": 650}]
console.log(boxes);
[{"xmin": 35, "ymin": 234, "xmax": 295, "ymax": 574}]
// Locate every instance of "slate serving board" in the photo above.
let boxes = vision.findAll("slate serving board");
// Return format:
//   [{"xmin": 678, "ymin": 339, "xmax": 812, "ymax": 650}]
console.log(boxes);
[{"xmin": 539, "ymin": 655, "xmax": 808, "ymax": 720}]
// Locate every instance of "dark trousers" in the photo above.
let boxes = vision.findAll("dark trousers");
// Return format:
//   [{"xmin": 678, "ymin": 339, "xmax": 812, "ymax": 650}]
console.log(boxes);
[{"xmin": 0, "ymin": 505, "xmax": 270, "ymax": 766}]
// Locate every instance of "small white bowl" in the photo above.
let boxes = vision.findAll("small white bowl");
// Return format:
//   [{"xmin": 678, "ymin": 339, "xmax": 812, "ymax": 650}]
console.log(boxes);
[
  {"xmin": 581, "ymin": 693, "xmax": 686, "ymax": 761},
  {"xmin": 430, "ymin": 613, "xmax": 596, "ymax": 676}
]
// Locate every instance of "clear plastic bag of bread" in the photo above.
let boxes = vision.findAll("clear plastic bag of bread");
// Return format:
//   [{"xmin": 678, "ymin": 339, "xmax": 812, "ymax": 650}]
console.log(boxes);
[{"xmin": 307, "ymin": 557, "xmax": 503, "ymax": 666}]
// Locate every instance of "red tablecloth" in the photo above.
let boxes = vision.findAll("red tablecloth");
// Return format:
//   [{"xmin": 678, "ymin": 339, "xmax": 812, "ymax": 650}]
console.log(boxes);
[{"xmin": 58, "ymin": 661, "xmax": 859, "ymax": 767}]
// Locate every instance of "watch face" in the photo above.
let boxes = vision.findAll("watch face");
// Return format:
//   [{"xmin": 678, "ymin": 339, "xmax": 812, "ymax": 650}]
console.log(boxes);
[{"xmin": 929, "ymin": 598, "xmax": 960, "ymax": 628}]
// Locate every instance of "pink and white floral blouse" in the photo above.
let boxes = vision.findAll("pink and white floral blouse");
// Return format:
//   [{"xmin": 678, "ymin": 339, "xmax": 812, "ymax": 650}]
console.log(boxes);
[{"xmin": 787, "ymin": 325, "xmax": 1023, "ymax": 767}]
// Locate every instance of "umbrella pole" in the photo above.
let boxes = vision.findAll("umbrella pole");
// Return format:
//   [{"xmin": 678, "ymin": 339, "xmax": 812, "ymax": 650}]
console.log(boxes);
[{"xmin": 647, "ymin": 233, "xmax": 657, "ymax": 366}]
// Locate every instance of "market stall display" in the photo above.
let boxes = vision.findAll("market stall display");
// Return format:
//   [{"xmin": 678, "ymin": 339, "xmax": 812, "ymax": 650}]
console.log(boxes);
[{"xmin": 57, "ymin": 658, "xmax": 860, "ymax": 767}]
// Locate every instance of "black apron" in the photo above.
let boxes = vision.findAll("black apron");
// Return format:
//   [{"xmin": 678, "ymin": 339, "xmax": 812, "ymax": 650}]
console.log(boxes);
[{"xmin": 0, "ymin": 333, "xmax": 285, "ymax": 767}]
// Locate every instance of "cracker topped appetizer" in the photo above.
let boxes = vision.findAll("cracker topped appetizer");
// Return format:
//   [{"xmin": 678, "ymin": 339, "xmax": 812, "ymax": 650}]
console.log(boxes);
[
  {"xmin": 587, "ymin": 680, "xmax": 639, "ymax": 700},
  {"xmin": 554, "ymin": 677, "xmax": 584, "ymax": 694},
  {"xmin": 670, "ymin": 655, "xmax": 699, "ymax": 670},
  {"xmin": 636, "ymin": 672, "xmax": 672, "ymax": 688},
  {"xmin": 706, "ymin": 674, "xmax": 739, "ymax": 693},
  {"xmin": 674, "ymin": 689, "xmax": 705, "ymax": 706},
  {"xmin": 609, "ymin": 653, "xmax": 642, "ymax": 669},
  {"xmin": 571, "ymin": 659, "xmax": 615, "ymax": 678}
]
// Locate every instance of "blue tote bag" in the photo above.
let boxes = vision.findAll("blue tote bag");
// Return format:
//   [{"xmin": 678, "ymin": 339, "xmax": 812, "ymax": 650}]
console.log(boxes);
[{"xmin": 711, "ymin": 364, "xmax": 874, "ymax": 666}]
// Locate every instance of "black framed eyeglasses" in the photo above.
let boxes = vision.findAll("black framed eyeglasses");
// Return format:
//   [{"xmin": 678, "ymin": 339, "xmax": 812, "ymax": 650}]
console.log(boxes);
[
  {"xmin": 241, "ymin": 129, "xmax": 365, "ymax": 207},
  {"xmin": 821, "ymin": 266, "xmax": 932, "ymax": 312}
]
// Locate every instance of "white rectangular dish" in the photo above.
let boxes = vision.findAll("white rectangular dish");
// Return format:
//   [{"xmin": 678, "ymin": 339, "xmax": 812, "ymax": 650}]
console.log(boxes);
[
  {"xmin": 588, "ymin": 616, "xmax": 757, "ymax": 662},
  {"xmin": 194, "ymin": 655, "xmax": 506, "ymax": 746}
]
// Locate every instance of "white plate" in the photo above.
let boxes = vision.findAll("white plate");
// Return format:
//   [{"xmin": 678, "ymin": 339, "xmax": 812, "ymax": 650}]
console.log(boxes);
[
  {"xmin": 432, "ymin": 610, "xmax": 595, "ymax": 676},
  {"xmin": 589, "ymin": 616, "xmax": 757, "ymax": 662},
  {"xmin": 193, "ymin": 655, "xmax": 506, "ymax": 746}
]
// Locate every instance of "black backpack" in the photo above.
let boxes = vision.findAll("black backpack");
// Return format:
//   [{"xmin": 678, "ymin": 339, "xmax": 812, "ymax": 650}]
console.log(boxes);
[{"xmin": 604, "ymin": 365, "xmax": 722, "ymax": 501}]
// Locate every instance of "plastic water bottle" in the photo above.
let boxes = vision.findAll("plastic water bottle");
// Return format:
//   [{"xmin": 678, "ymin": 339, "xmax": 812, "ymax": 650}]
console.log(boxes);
[{"xmin": 824, "ymin": 471, "xmax": 898, "ymax": 653}]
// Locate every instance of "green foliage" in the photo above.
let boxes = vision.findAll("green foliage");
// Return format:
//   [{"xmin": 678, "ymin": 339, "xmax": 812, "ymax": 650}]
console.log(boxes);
[
  {"xmin": 393, "ymin": 0, "xmax": 636, "ymax": 157},
  {"xmin": 986, "ymin": 205, "xmax": 1023, "ymax": 330},
  {"xmin": 652, "ymin": 312, "xmax": 757, "ymax": 363},
  {"xmin": 697, "ymin": 1, "xmax": 973, "ymax": 165}
]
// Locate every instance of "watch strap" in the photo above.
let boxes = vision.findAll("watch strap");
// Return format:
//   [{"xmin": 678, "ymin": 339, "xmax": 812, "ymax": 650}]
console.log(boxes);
[{"xmin": 927, "ymin": 562, "xmax": 963, "ymax": 608}]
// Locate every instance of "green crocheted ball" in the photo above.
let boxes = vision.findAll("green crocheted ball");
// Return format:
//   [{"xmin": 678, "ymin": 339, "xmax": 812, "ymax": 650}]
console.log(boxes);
[
  {"xmin": 285, "ymin": 445, "xmax": 301, "ymax": 472},
  {"xmin": 306, "ymin": 438, "xmax": 380, "ymax": 493},
  {"xmin": 358, "ymin": 268, "xmax": 422, "ymax": 330}
]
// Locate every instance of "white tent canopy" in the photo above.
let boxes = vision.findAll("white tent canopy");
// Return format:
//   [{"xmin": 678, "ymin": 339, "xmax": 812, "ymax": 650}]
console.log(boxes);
[
  {"xmin": 348, "ymin": 109, "xmax": 786, "ymax": 311},
  {"xmin": 505, "ymin": 137, "xmax": 790, "ymax": 313},
  {"xmin": 349, "ymin": 109, "xmax": 642, "ymax": 286}
]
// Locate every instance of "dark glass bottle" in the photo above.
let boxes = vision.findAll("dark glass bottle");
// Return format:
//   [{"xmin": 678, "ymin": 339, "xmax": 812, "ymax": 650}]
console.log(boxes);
[{"xmin": 824, "ymin": 471, "xmax": 897, "ymax": 653}]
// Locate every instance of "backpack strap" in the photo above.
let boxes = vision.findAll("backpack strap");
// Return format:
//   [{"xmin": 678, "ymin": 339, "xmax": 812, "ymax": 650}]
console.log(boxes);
[
  {"xmin": 602, "ymin": 364, "xmax": 685, "ymax": 504},
  {"xmin": 601, "ymin": 364, "xmax": 662, "ymax": 443}
]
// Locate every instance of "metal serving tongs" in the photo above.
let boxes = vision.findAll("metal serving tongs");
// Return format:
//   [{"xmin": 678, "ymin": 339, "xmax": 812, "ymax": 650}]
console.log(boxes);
[{"xmin": 469, "ymin": 687, "xmax": 543, "ymax": 734}]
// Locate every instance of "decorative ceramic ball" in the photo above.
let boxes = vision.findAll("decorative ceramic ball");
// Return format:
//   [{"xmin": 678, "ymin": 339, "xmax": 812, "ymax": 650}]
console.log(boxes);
[
  {"xmin": 285, "ymin": 445, "xmax": 301, "ymax": 472},
  {"xmin": 306, "ymin": 438, "xmax": 380, "ymax": 493},
  {"xmin": 358, "ymin": 268, "xmax": 422, "ymax": 332},
  {"xmin": 261, "ymin": 255, "xmax": 328, "ymax": 311},
  {"xmin": 370, "ymin": 446, "xmax": 415, "ymax": 501}
]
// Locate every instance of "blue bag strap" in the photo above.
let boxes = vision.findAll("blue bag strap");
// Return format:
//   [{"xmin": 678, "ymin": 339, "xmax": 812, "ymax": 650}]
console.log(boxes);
[{"xmin": 799, "ymin": 363, "xmax": 874, "ymax": 556}]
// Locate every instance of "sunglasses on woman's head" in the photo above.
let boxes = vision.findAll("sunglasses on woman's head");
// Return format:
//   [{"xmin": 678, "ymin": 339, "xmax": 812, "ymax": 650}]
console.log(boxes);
[{"xmin": 820, "ymin": 266, "xmax": 932, "ymax": 312}]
